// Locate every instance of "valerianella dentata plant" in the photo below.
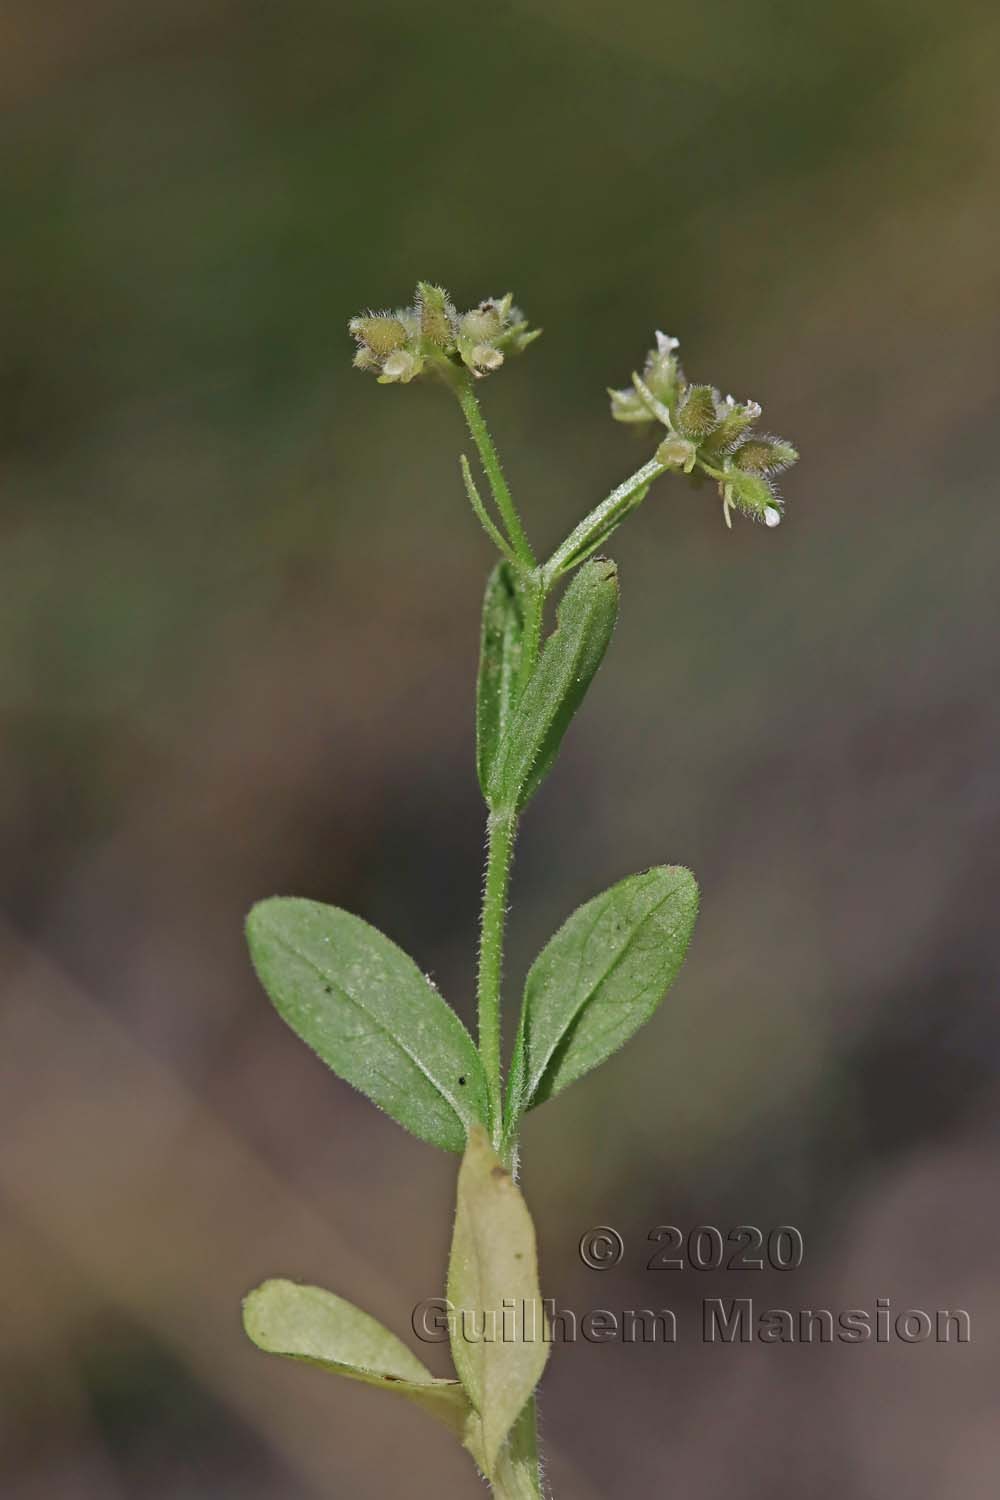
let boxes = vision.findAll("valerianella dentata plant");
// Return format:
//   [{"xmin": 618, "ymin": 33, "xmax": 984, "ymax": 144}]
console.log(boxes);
[{"xmin": 241, "ymin": 282, "xmax": 799, "ymax": 1497}]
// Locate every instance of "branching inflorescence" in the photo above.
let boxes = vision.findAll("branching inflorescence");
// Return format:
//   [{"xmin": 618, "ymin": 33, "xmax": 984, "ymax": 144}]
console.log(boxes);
[{"xmin": 241, "ymin": 283, "xmax": 799, "ymax": 1497}]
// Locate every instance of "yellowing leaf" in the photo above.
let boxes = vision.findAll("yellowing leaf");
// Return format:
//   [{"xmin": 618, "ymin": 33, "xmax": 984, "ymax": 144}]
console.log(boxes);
[
  {"xmin": 242, "ymin": 1278, "xmax": 470, "ymax": 1437},
  {"xmin": 447, "ymin": 1127, "xmax": 548, "ymax": 1478}
]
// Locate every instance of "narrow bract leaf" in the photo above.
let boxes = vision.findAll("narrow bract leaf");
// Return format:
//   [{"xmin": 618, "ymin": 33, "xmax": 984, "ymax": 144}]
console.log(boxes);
[
  {"xmin": 477, "ymin": 562, "xmax": 524, "ymax": 797},
  {"xmin": 447, "ymin": 1127, "xmax": 548, "ymax": 1478},
  {"xmin": 488, "ymin": 558, "xmax": 619, "ymax": 812},
  {"xmin": 508, "ymin": 866, "xmax": 698, "ymax": 1119},
  {"xmin": 243, "ymin": 1279, "xmax": 470, "ymax": 1437},
  {"xmin": 246, "ymin": 898, "xmax": 488, "ymax": 1152}
]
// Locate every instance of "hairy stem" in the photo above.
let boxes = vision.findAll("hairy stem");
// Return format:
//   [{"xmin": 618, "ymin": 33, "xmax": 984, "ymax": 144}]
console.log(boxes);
[
  {"xmin": 490, "ymin": 1397, "xmax": 544, "ymax": 1498},
  {"xmin": 477, "ymin": 807, "xmax": 517, "ymax": 1141},
  {"xmin": 543, "ymin": 455, "xmax": 665, "ymax": 583},
  {"xmin": 455, "ymin": 374, "xmax": 537, "ymax": 569},
  {"xmin": 457, "ymin": 390, "xmax": 547, "ymax": 1485}
]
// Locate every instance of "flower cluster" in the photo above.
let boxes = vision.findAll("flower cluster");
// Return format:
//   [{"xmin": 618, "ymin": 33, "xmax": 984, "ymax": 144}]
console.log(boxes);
[
  {"xmin": 349, "ymin": 282, "xmax": 541, "ymax": 385},
  {"xmin": 610, "ymin": 332, "xmax": 798, "ymax": 527}
]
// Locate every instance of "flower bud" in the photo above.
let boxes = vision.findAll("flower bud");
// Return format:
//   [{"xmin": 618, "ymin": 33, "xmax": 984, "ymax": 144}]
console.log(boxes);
[
  {"xmin": 655, "ymin": 435, "xmax": 697, "ymax": 473},
  {"xmin": 415, "ymin": 282, "xmax": 457, "ymax": 349},
  {"xmin": 461, "ymin": 304, "xmax": 504, "ymax": 344},
  {"xmin": 700, "ymin": 396, "xmax": 761, "ymax": 457},
  {"xmin": 378, "ymin": 349, "xmax": 422, "ymax": 384},
  {"xmin": 642, "ymin": 331, "xmax": 685, "ymax": 410},
  {"xmin": 348, "ymin": 314, "xmax": 409, "ymax": 360},
  {"xmin": 720, "ymin": 467, "xmax": 781, "ymax": 526},
  {"xmin": 730, "ymin": 437, "xmax": 798, "ymax": 475},
  {"xmin": 471, "ymin": 344, "xmax": 504, "ymax": 371},
  {"xmin": 675, "ymin": 384, "xmax": 720, "ymax": 440}
]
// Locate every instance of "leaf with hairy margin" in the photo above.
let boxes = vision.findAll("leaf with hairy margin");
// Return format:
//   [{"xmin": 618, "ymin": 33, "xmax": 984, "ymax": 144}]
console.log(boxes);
[
  {"xmin": 505, "ymin": 866, "xmax": 698, "ymax": 1129},
  {"xmin": 477, "ymin": 561, "xmax": 524, "ymax": 798},
  {"xmin": 246, "ymin": 897, "xmax": 487, "ymax": 1152},
  {"xmin": 487, "ymin": 557, "xmax": 619, "ymax": 812}
]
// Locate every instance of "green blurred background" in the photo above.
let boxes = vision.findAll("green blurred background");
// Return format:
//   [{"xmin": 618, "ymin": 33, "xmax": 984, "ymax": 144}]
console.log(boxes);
[{"xmin": 2, "ymin": 2, "xmax": 999, "ymax": 1495}]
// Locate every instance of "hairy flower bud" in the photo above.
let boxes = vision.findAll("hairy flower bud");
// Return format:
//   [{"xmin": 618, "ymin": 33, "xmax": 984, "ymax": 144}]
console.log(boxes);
[
  {"xmin": 416, "ymin": 282, "xmax": 457, "ymax": 349},
  {"xmin": 720, "ymin": 467, "xmax": 781, "ymax": 527},
  {"xmin": 348, "ymin": 314, "xmax": 409, "ymax": 360},
  {"xmin": 700, "ymin": 397, "xmax": 762, "ymax": 458},
  {"xmin": 470, "ymin": 344, "xmax": 504, "ymax": 371},
  {"xmin": 461, "ymin": 304, "xmax": 504, "ymax": 344},
  {"xmin": 675, "ymin": 384, "xmax": 721, "ymax": 440},
  {"xmin": 644, "ymin": 331, "xmax": 684, "ymax": 409},
  {"xmin": 730, "ymin": 437, "xmax": 799, "ymax": 474}
]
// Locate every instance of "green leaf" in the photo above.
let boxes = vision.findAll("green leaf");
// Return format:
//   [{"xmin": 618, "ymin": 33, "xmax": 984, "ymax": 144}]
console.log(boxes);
[
  {"xmin": 488, "ymin": 557, "xmax": 619, "ymax": 812},
  {"xmin": 476, "ymin": 561, "xmax": 524, "ymax": 797},
  {"xmin": 506, "ymin": 866, "xmax": 698, "ymax": 1122},
  {"xmin": 246, "ymin": 897, "xmax": 488, "ymax": 1152},
  {"xmin": 447, "ymin": 1127, "xmax": 548, "ymax": 1478},
  {"xmin": 243, "ymin": 1279, "xmax": 471, "ymax": 1437}
]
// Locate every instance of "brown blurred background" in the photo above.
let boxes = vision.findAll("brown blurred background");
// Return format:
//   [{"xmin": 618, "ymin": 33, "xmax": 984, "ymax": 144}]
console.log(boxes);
[{"xmin": 2, "ymin": 2, "xmax": 999, "ymax": 1495}]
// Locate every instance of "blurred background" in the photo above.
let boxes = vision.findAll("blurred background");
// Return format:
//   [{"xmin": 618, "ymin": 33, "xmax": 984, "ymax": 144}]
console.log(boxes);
[{"xmin": 2, "ymin": 1, "xmax": 998, "ymax": 1495}]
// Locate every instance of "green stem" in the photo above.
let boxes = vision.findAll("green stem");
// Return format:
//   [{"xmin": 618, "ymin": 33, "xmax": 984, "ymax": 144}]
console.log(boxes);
[
  {"xmin": 543, "ymin": 455, "xmax": 665, "ymax": 584},
  {"xmin": 475, "ymin": 558, "xmax": 547, "ymax": 1140},
  {"xmin": 477, "ymin": 807, "xmax": 517, "ymax": 1142},
  {"xmin": 490, "ymin": 1397, "xmax": 544, "ymax": 1497},
  {"xmin": 455, "ymin": 374, "xmax": 537, "ymax": 569}
]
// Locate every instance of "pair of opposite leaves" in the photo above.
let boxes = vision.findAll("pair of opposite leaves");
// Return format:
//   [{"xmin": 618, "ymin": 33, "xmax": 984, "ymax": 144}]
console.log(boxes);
[
  {"xmin": 245, "ymin": 558, "xmax": 699, "ymax": 1154},
  {"xmin": 246, "ymin": 862, "xmax": 696, "ymax": 1154},
  {"xmin": 244, "ymin": 1127, "xmax": 547, "ymax": 1488}
]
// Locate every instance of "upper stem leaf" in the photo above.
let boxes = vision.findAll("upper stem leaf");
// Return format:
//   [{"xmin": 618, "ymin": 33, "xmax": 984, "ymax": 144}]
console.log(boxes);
[
  {"xmin": 477, "ymin": 561, "xmax": 525, "ymax": 798},
  {"xmin": 246, "ymin": 897, "xmax": 488, "ymax": 1152},
  {"xmin": 487, "ymin": 557, "xmax": 619, "ymax": 812},
  {"xmin": 505, "ymin": 866, "xmax": 698, "ymax": 1125}
]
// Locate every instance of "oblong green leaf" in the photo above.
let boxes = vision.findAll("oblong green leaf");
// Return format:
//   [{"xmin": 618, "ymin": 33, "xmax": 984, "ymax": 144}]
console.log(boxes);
[
  {"xmin": 487, "ymin": 557, "xmax": 619, "ymax": 812},
  {"xmin": 507, "ymin": 866, "xmax": 698, "ymax": 1121},
  {"xmin": 476, "ymin": 561, "xmax": 524, "ymax": 798},
  {"xmin": 243, "ymin": 1278, "xmax": 470, "ymax": 1437},
  {"xmin": 447, "ymin": 1127, "xmax": 548, "ymax": 1478},
  {"xmin": 246, "ymin": 897, "xmax": 488, "ymax": 1152}
]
